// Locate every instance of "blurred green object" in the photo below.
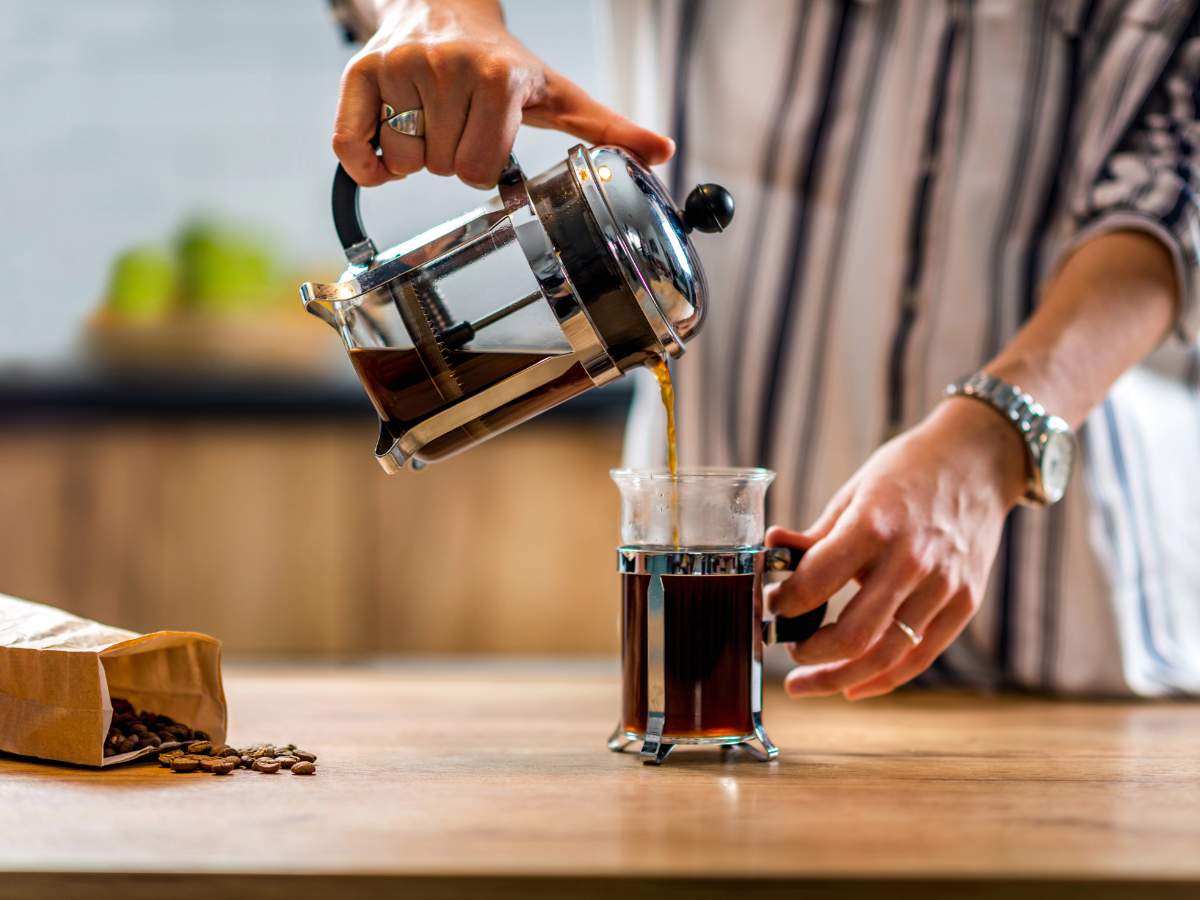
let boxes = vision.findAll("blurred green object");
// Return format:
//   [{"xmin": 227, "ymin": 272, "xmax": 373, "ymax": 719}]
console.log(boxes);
[
  {"xmin": 176, "ymin": 220, "xmax": 279, "ymax": 313},
  {"xmin": 105, "ymin": 247, "xmax": 177, "ymax": 319}
]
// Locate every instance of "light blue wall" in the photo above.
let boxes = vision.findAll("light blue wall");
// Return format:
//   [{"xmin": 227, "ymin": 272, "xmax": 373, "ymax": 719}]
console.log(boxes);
[{"xmin": 0, "ymin": 0, "xmax": 613, "ymax": 364}]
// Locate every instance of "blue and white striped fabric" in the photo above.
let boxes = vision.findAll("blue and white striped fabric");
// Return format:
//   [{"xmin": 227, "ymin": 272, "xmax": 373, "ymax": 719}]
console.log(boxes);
[{"xmin": 618, "ymin": 0, "xmax": 1200, "ymax": 696}]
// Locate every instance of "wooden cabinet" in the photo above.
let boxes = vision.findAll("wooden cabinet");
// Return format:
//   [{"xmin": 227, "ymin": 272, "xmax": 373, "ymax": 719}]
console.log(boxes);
[{"xmin": 0, "ymin": 419, "xmax": 623, "ymax": 655}]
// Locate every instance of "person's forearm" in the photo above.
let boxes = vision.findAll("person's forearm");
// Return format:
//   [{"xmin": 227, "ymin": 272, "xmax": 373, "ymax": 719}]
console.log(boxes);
[{"xmin": 982, "ymin": 230, "xmax": 1178, "ymax": 428}]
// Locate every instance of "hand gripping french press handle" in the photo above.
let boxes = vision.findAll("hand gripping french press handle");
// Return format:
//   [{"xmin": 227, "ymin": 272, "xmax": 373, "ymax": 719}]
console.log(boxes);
[
  {"xmin": 763, "ymin": 547, "xmax": 828, "ymax": 644},
  {"xmin": 330, "ymin": 152, "xmax": 525, "ymax": 263}
]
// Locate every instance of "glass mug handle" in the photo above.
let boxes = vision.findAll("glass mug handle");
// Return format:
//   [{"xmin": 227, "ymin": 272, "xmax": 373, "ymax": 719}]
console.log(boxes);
[{"xmin": 761, "ymin": 547, "xmax": 828, "ymax": 645}]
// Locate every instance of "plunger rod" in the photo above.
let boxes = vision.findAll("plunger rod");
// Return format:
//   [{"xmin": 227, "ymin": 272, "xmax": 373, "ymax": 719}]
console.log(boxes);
[{"xmin": 440, "ymin": 289, "xmax": 545, "ymax": 349}]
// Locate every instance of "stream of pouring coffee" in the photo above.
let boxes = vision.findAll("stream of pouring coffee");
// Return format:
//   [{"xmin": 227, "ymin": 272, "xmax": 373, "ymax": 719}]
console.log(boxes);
[{"xmin": 650, "ymin": 356, "xmax": 680, "ymax": 548}]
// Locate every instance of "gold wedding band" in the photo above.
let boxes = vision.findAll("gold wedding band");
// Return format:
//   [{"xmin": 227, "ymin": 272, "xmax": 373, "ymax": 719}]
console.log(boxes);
[
  {"xmin": 893, "ymin": 618, "xmax": 923, "ymax": 647},
  {"xmin": 382, "ymin": 103, "xmax": 425, "ymax": 138}
]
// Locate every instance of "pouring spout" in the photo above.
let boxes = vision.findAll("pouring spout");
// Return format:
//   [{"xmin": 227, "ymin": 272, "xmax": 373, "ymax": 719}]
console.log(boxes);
[{"xmin": 298, "ymin": 282, "xmax": 341, "ymax": 327}]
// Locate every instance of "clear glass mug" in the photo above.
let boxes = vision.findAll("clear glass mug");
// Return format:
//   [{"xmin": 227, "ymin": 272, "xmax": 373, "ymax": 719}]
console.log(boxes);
[{"xmin": 607, "ymin": 468, "xmax": 828, "ymax": 765}]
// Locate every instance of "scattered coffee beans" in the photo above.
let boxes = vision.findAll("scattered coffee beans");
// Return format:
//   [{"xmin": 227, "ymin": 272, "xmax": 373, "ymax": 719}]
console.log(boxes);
[{"xmin": 108, "ymin": 698, "xmax": 320, "ymax": 778}]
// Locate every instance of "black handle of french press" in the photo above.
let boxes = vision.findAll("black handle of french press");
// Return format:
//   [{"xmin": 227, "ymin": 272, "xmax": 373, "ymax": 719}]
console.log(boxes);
[
  {"xmin": 768, "ymin": 547, "xmax": 828, "ymax": 644},
  {"xmin": 333, "ymin": 162, "xmax": 371, "ymax": 252},
  {"xmin": 332, "ymin": 127, "xmax": 383, "ymax": 253}
]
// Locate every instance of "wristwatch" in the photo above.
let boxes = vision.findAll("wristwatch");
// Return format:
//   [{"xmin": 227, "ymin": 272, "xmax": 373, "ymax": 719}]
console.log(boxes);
[{"xmin": 944, "ymin": 372, "xmax": 1077, "ymax": 507}]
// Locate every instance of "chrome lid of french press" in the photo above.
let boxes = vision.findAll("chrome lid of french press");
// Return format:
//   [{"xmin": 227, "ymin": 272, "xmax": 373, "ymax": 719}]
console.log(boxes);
[{"xmin": 553, "ymin": 146, "xmax": 733, "ymax": 360}]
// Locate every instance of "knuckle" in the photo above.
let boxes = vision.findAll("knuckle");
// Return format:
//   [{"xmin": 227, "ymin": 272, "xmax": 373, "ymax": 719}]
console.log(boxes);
[
  {"xmin": 425, "ymin": 156, "xmax": 455, "ymax": 177},
  {"xmin": 330, "ymin": 130, "xmax": 356, "ymax": 155},
  {"xmin": 832, "ymin": 627, "xmax": 873, "ymax": 659},
  {"xmin": 455, "ymin": 158, "xmax": 496, "ymax": 188},
  {"xmin": 477, "ymin": 55, "xmax": 519, "ymax": 91},
  {"xmin": 384, "ymin": 43, "xmax": 422, "ymax": 71},
  {"xmin": 927, "ymin": 568, "xmax": 955, "ymax": 597},
  {"xmin": 856, "ymin": 508, "xmax": 896, "ymax": 544},
  {"xmin": 343, "ymin": 51, "xmax": 376, "ymax": 83}
]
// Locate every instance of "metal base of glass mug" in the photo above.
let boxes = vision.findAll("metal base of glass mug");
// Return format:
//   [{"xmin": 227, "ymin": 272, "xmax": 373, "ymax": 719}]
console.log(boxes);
[{"xmin": 606, "ymin": 712, "xmax": 779, "ymax": 766}]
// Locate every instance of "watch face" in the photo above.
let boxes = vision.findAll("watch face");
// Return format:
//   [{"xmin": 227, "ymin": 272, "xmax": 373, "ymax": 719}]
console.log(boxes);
[{"xmin": 1040, "ymin": 427, "xmax": 1076, "ymax": 503}]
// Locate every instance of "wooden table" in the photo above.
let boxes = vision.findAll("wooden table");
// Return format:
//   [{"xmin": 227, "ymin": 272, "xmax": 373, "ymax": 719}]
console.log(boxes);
[{"xmin": 2, "ymin": 660, "xmax": 1198, "ymax": 899}]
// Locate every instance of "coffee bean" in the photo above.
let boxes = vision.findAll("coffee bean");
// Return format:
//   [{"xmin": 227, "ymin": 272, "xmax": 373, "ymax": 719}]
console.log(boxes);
[
  {"xmin": 275, "ymin": 756, "xmax": 299, "ymax": 769},
  {"xmin": 158, "ymin": 741, "xmax": 182, "ymax": 753},
  {"xmin": 239, "ymin": 755, "xmax": 254, "ymax": 768},
  {"xmin": 116, "ymin": 736, "xmax": 138, "ymax": 754},
  {"xmin": 193, "ymin": 730, "xmax": 210, "ymax": 742},
  {"xmin": 211, "ymin": 759, "xmax": 237, "ymax": 775},
  {"xmin": 158, "ymin": 751, "xmax": 183, "ymax": 767},
  {"xmin": 252, "ymin": 759, "xmax": 281, "ymax": 774},
  {"xmin": 187, "ymin": 741, "xmax": 212, "ymax": 755},
  {"xmin": 130, "ymin": 723, "xmax": 149, "ymax": 735},
  {"xmin": 111, "ymin": 698, "xmax": 135, "ymax": 716},
  {"xmin": 294, "ymin": 750, "xmax": 317, "ymax": 763},
  {"xmin": 291, "ymin": 761, "xmax": 316, "ymax": 776},
  {"xmin": 103, "ymin": 745, "xmax": 116, "ymax": 757},
  {"xmin": 199, "ymin": 757, "xmax": 229, "ymax": 772},
  {"xmin": 170, "ymin": 756, "xmax": 201, "ymax": 773}
]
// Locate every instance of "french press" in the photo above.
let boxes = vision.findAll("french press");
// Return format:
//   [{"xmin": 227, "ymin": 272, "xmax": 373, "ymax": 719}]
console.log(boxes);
[{"xmin": 300, "ymin": 145, "xmax": 734, "ymax": 471}]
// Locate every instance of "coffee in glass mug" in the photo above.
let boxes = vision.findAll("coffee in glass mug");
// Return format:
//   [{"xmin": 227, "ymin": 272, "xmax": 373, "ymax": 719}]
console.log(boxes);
[{"xmin": 608, "ymin": 468, "xmax": 828, "ymax": 765}]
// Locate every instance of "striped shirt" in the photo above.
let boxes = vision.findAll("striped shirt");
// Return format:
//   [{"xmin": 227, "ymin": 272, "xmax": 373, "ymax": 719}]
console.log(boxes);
[
  {"xmin": 330, "ymin": 0, "xmax": 1200, "ymax": 695},
  {"xmin": 619, "ymin": 0, "xmax": 1200, "ymax": 696}
]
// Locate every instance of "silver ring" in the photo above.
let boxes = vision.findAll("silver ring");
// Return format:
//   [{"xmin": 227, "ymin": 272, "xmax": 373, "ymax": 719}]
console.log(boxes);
[
  {"xmin": 382, "ymin": 104, "xmax": 425, "ymax": 138},
  {"xmin": 893, "ymin": 618, "xmax": 923, "ymax": 647}
]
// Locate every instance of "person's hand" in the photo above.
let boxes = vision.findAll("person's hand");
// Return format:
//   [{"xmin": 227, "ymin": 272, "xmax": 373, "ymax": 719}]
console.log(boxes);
[
  {"xmin": 765, "ymin": 396, "xmax": 1029, "ymax": 700},
  {"xmin": 333, "ymin": 0, "xmax": 675, "ymax": 188}
]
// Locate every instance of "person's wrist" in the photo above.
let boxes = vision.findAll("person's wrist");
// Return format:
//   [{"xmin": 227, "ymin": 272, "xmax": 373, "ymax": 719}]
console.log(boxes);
[{"xmin": 926, "ymin": 396, "xmax": 1029, "ymax": 509}]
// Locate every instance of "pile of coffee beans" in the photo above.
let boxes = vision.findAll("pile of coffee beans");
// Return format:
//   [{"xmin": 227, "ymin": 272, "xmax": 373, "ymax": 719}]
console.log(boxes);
[
  {"xmin": 104, "ymin": 697, "xmax": 209, "ymax": 757},
  {"xmin": 106, "ymin": 698, "xmax": 318, "ymax": 777},
  {"xmin": 159, "ymin": 741, "xmax": 318, "ymax": 777}
]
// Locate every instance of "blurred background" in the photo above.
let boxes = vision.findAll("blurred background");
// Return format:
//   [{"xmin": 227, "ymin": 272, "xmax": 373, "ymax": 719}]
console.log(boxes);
[{"xmin": 0, "ymin": 0, "xmax": 631, "ymax": 656}]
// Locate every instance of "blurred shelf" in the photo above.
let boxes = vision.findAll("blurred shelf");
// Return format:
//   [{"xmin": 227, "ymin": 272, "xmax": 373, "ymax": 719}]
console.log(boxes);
[{"xmin": 0, "ymin": 367, "xmax": 633, "ymax": 424}]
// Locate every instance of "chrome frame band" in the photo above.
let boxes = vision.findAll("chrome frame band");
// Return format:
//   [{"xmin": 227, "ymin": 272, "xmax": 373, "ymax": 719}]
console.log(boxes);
[
  {"xmin": 639, "ymin": 575, "xmax": 668, "ymax": 763},
  {"xmin": 617, "ymin": 546, "xmax": 792, "ymax": 576},
  {"xmin": 568, "ymin": 145, "xmax": 686, "ymax": 358}
]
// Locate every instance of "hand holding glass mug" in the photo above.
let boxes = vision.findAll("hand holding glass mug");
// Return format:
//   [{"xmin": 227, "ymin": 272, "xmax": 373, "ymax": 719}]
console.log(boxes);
[
  {"xmin": 765, "ymin": 398, "xmax": 1028, "ymax": 700},
  {"xmin": 331, "ymin": 0, "xmax": 674, "ymax": 188}
]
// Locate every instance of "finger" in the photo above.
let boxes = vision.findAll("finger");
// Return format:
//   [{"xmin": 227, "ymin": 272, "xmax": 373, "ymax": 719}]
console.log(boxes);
[
  {"xmin": 784, "ymin": 548, "xmax": 928, "ymax": 665},
  {"xmin": 524, "ymin": 69, "xmax": 675, "ymax": 164},
  {"xmin": 843, "ymin": 590, "xmax": 974, "ymax": 700},
  {"xmin": 765, "ymin": 509, "xmax": 883, "ymax": 620},
  {"xmin": 333, "ymin": 56, "xmax": 390, "ymax": 187},
  {"xmin": 801, "ymin": 472, "xmax": 862, "ymax": 543},
  {"xmin": 455, "ymin": 75, "xmax": 523, "ymax": 188},
  {"xmin": 421, "ymin": 82, "xmax": 470, "ymax": 179},
  {"xmin": 377, "ymin": 71, "xmax": 425, "ymax": 178},
  {"xmin": 765, "ymin": 526, "xmax": 816, "ymax": 553},
  {"xmin": 784, "ymin": 573, "xmax": 953, "ymax": 696}
]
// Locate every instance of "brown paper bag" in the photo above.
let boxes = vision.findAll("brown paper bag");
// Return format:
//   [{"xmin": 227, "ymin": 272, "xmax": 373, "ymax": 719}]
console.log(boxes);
[{"xmin": 0, "ymin": 593, "xmax": 226, "ymax": 766}]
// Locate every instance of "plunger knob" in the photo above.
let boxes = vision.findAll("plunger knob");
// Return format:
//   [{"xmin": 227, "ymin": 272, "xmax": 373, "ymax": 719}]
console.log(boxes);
[{"xmin": 682, "ymin": 183, "xmax": 735, "ymax": 233}]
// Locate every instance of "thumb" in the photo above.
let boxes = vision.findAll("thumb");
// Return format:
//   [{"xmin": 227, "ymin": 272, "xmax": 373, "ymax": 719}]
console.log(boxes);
[
  {"xmin": 524, "ymin": 70, "xmax": 676, "ymax": 165},
  {"xmin": 765, "ymin": 526, "xmax": 819, "ymax": 552}
]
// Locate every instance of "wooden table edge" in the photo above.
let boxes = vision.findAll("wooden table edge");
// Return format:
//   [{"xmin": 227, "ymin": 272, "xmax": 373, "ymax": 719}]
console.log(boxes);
[{"xmin": 3, "ymin": 872, "xmax": 1197, "ymax": 900}]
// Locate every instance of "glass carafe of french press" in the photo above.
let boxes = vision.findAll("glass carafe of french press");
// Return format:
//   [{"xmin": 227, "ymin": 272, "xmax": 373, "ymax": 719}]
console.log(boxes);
[
  {"xmin": 608, "ymin": 468, "xmax": 829, "ymax": 765},
  {"xmin": 300, "ymin": 146, "xmax": 734, "ymax": 471}
]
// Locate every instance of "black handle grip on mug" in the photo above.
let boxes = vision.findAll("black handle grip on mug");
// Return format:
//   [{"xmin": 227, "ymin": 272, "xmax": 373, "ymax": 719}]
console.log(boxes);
[{"xmin": 764, "ymin": 546, "xmax": 827, "ymax": 645}]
